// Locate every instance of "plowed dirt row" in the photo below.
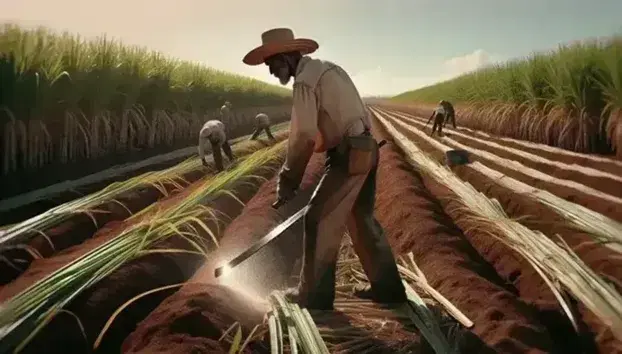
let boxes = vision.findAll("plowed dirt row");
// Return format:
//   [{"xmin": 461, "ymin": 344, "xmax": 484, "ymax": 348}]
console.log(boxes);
[
  {"xmin": 380, "ymin": 110, "xmax": 622, "ymax": 223},
  {"xmin": 0, "ymin": 146, "xmax": 287, "ymax": 353},
  {"xmin": 0, "ymin": 134, "xmax": 288, "ymax": 285},
  {"xmin": 377, "ymin": 104, "xmax": 622, "ymax": 175},
  {"xmin": 370, "ymin": 119, "xmax": 559, "ymax": 353},
  {"xmin": 0, "ymin": 136, "xmax": 288, "ymax": 300},
  {"xmin": 122, "ymin": 153, "xmax": 327, "ymax": 353},
  {"xmin": 388, "ymin": 110, "xmax": 622, "ymax": 200},
  {"xmin": 373, "ymin": 109, "xmax": 622, "ymax": 353},
  {"xmin": 123, "ymin": 118, "xmax": 579, "ymax": 354}
]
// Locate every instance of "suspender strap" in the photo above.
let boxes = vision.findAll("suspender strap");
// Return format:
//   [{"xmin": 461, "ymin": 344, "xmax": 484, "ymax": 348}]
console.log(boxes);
[{"xmin": 361, "ymin": 117, "xmax": 371, "ymax": 132}]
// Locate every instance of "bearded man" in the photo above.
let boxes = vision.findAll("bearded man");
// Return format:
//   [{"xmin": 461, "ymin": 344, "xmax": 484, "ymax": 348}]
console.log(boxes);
[{"xmin": 242, "ymin": 28, "xmax": 407, "ymax": 310}]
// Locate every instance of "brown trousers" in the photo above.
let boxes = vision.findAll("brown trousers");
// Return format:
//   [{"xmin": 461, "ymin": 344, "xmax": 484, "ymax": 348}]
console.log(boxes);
[
  {"xmin": 211, "ymin": 140, "xmax": 234, "ymax": 171},
  {"xmin": 250, "ymin": 126, "xmax": 275, "ymax": 140},
  {"xmin": 297, "ymin": 134, "xmax": 407, "ymax": 309},
  {"xmin": 442, "ymin": 113, "xmax": 456, "ymax": 129}
]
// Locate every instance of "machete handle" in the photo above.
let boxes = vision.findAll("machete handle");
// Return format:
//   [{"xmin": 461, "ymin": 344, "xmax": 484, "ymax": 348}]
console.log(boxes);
[
  {"xmin": 272, "ymin": 198, "xmax": 285, "ymax": 209},
  {"xmin": 378, "ymin": 140, "xmax": 387, "ymax": 148}
]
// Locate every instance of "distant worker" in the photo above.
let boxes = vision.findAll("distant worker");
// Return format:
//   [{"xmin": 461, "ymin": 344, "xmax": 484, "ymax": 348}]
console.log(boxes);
[
  {"xmin": 243, "ymin": 27, "xmax": 407, "ymax": 310},
  {"xmin": 198, "ymin": 120, "xmax": 234, "ymax": 172},
  {"xmin": 440, "ymin": 100, "xmax": 456, "ymax": 129},
  {"xmin": 250, "ymin": 113, "xmax": 276, "ymax": 140},
  {"xmin": 220, "ymin": 101, "xmax": 233, "ymax": 126},
  {"xmin": 426, "ymin": 101, "xmax": 451, "ymax": 137}
]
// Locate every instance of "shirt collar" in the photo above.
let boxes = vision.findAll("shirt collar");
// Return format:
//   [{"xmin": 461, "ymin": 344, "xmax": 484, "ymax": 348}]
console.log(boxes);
[{"xmin": 295, "ymin": 56, "xmax": 312, "ymax": 77}]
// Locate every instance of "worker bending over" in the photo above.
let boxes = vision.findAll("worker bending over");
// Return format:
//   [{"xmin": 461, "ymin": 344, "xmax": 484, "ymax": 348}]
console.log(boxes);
[
  {"xmin": 243, "ymin": 28, "xmax": 407, "ymax": 310},
  {"xmin": 250, "ymin": 112, "xmax": 276, "ymax": 140},
  {"xmin": 198, "ymin": 120, "xmax": 234, "ymax": 172}
]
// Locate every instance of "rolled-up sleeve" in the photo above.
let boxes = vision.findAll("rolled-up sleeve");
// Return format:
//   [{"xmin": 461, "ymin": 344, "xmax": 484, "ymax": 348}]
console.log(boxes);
[{"xmin": 279, "ymin": 82, "xmax": 319, "ymax": 189}]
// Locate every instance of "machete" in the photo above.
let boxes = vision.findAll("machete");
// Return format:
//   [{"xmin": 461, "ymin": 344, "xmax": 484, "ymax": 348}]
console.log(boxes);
[
  {"xmin": 213, "ymin": 139, "xmax": 388, "ymax": 278},
  {"xmin": 214, "ymin": 204, "xmax": 310, "ymax": 278}
]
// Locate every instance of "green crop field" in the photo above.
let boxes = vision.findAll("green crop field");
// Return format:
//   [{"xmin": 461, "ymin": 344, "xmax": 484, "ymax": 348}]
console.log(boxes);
[
  {"xmin": 2, "ymin": 23, "xmax": 622, "ymax": 354},
  {"xmin": 0, "ymin": 24, "xmax": 292, "ymax": 178},
  {"xmin": 390, "ymin": 36, "xmax": 622, "ymax": 156}
]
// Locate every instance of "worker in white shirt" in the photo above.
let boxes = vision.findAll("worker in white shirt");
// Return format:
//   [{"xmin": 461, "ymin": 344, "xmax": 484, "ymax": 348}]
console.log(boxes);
[
  {"xmin": 250, "ymin": 112, "xmax": 276, "ymax": 140},
  {"xmin": 440, "ymin": 100, "xmax": 456, "ymax": 129},
  {"xmin": 198, "ymin": 120, "xmax": 234, "ymax": 172},
  {"xmin": 426, "ymin": 103, "xmax": 447, "ymax": 137}
]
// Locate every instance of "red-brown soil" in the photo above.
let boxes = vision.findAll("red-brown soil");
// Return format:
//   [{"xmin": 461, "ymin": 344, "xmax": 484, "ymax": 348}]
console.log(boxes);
[
  {"xmin": 388, "ymin": 114, "xmax": 622, "ymax": 223},
  {"xmin": 380, "ymin": 104, "xmax": 622, "ymax": 177},
  {"xmin": 377, "ymin": 112, "xmax": 620, "ymax": 352},
  {"xmin": 8, "ymin": 152, "xmax": 285, "ymax": 354},
  {"xmin": 370, "ymin": 120, "xmax": 556, "ymax": 353},
  {"xmin": 0, "ymin": 179, "xmax": 206, "ymax": 302},
  {"xmin": 123, "ymin": 283, "xmax": 268, "ymax": 354},
  {"xmin": 393, "ymin": 114, "xmax": 622, "ymax": 200},
  {"xmin": 383, "ymin": 114, "xmax": 622, "ymax": 288},
  {"xmin": 122, "ymin": 154, "xmax": 326, "ymax": 353},
  {"xmin": 0, "ymin": 134, "xmax": 287, "ymax": 285}
]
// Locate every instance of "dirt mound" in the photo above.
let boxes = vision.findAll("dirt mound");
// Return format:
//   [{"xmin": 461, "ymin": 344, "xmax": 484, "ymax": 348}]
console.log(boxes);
[
  {"xmin": 8, "ymin": 153, "xmax": 285, "ymax": 353},
  {"xmin": 123, "ymin": 283, "xmax": 265, "ymax": 354},
  {"xmin": 122, "ymin": 153, "xmax": 326, "ymax": 353},
  {"xmin": 371, "ymin": 120, "xmax": 556, "ymax": 353}
]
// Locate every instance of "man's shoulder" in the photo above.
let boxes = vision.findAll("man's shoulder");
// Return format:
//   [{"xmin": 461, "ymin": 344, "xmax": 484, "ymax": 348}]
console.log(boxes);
[
  {"xmin": 295, "ymin": 57, "xmax": 339, "ymax": 88},
  {"xmin": 203, "ymin": 120, "xmax": 223, "ymax": 127}
]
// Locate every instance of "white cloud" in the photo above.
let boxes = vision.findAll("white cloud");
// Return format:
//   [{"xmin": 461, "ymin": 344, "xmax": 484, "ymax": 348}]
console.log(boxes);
[
  {"xmin": 352, "ymin": 49, "xmax": 502, "ymax": 96},
  {"xmin": 443, "ymin": 49, "xmax": 492, "ymax": 77}
]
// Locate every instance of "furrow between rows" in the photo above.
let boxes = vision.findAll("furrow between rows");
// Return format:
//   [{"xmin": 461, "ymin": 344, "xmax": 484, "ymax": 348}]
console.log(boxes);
[{"xmin": 371, "ymin": 107, "xmax": 622, "ymax": 353}]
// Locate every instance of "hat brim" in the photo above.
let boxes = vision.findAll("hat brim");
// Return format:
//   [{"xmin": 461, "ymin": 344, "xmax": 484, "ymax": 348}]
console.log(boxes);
[{"xmin": 243, "ymin": 38, "xmax": 319, "ymax": 66}]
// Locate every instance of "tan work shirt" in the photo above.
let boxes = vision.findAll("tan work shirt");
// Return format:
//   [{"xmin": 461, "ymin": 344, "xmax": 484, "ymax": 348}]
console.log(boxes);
[
  {"xmin": 280, "ymin": 56, "xmax": 370, "ymax": 188},
  {"xmin": 255, "ymin": 113, "xmax": 270, "ymax": 127},
  {"xmin": 198, "ymin": 120, "xmax": 227, "ymax": 159}
]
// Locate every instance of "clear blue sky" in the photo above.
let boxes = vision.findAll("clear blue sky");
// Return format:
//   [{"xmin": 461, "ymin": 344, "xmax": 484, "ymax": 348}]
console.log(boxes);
[{"xmin": 2, "ymin": 0, "xmax": 621, "ymax": 96}]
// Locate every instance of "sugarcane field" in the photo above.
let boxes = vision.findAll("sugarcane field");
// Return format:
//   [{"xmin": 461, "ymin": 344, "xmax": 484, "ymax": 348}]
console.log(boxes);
[{"xmin": 1, "ymin": 5, "xmax": 622, "ymax": 354}]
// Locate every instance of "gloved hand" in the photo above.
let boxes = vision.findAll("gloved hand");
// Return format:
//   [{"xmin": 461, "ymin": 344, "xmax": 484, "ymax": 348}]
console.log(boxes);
[
  {"xmin": 276, "ymin": 183, "xmax": 296, "ymax": 204},
  {"xmin": 273, "ymin": 175, "xmax": 297, "ymax": 208}
]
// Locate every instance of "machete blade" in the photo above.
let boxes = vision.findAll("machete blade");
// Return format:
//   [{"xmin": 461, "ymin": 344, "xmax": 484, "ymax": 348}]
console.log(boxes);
[{"xmin": 214, "ymin": 204, "xmax": 310, "ymax": 278}]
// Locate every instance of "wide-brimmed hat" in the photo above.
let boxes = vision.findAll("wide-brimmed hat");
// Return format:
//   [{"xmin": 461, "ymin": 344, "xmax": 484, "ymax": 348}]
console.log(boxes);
[{"xmin": 243, "ymin": 28, "xmax": 318, "ymax": 66}]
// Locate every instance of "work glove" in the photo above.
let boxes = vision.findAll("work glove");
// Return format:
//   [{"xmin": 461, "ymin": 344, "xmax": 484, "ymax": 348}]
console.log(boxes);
[{"xmin": 273, "ymin": 170, "xmax": 297, "ymax": 208}]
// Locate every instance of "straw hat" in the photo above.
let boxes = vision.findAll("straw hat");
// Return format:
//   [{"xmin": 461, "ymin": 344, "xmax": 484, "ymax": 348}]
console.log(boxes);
[{"xmin": 243, "ymin": 28, "xmax": 318, "ymax": 66}]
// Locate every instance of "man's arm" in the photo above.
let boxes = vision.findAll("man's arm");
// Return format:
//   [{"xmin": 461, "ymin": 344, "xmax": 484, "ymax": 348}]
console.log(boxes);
[
  {"xmin": 198, "ymin": 137, "xmax": 206, "ymax": 163},
  {"xmin": 425, "ymin": 111, "xmax": 435, "ymax": 126},
  {"xmin": 198, "ymin": 128, "xmax": 209, "ymax": 166},
  {"xmin": 277, "ymin": 82, "xmax": 318, "ymax": 198}
]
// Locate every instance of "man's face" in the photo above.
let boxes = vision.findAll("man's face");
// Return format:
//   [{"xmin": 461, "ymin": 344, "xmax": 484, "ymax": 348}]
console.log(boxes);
[{"xmin": 265, "ymin": 54, "xmax": 291, "ymax": 86}]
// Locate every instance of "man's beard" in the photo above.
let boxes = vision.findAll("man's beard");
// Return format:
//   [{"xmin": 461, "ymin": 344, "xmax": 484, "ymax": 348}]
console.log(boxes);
[{"xmin": 277, "ymin": 68, "xmax": 290, "ymax": 85}]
